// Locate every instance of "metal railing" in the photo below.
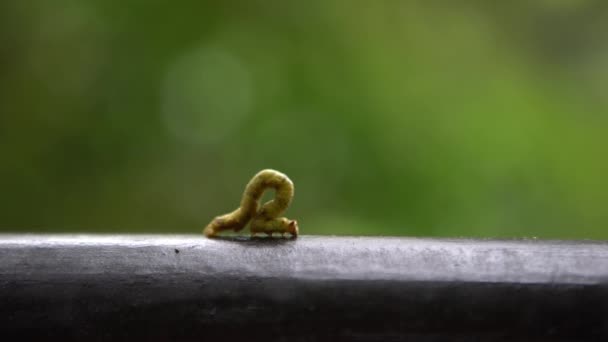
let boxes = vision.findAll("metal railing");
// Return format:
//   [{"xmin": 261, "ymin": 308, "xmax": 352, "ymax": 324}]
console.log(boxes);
[{"xmin": 1, "ymin": 234, "xmax": 607, "ymax": 341}]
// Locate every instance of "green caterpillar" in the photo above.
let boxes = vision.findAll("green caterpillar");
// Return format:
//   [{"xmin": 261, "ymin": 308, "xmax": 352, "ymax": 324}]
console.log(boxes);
[{"xmin": 203, "ymin": 169, "xmax": 299, "ymax": 238}]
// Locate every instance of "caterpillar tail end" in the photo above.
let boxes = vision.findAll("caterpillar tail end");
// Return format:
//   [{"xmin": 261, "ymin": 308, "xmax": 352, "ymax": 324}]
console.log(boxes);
[{"xmin": 203, "ymin": 224, "xmax": 216, "ymax": 238}]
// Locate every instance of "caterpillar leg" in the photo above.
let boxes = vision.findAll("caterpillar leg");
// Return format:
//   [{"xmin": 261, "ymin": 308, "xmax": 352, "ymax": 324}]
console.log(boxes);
[{"xmin": 250, "ymin": 217, "xmax": 299, "ymax": 238}]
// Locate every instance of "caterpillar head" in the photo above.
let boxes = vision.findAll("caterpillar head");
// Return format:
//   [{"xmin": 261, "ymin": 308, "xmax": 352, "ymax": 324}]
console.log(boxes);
[{"xmin": 287, "ymin": 220, "xmax": 299, "ymax": 237}]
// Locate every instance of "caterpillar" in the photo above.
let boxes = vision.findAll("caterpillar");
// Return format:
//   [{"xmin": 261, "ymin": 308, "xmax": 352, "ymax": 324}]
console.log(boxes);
[{"xmin": 203, "ymin": 169, "xmax": 299, "ymax": 238}]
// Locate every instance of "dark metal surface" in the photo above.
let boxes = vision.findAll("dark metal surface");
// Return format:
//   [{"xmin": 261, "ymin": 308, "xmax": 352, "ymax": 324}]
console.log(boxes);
[{"xmin": 1, "ymin": 234, "xmax": 607, "ymax": 341}]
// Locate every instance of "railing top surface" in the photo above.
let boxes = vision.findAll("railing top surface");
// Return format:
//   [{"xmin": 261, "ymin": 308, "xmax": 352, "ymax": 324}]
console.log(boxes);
[{"xmin": 2, "ymin": 234, "xmax": 607, "ymax": 284}]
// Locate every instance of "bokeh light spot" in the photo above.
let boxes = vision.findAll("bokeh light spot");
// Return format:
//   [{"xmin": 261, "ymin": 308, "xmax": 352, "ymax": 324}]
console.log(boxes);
[{"xmin": 161, "ymin": 46, "xmax": 252, "ymax": 145}]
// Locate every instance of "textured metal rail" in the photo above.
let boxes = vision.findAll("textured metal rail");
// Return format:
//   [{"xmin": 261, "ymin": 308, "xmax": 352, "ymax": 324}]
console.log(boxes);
[{"xmin": 1, "ymin": 234, "xmax": 607, "ymax": 341}]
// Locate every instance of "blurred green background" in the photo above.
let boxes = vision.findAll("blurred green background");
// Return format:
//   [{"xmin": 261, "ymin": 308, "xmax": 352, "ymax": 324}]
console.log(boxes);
[{"xmin": 1, "ymin": 1, "xmax": 607, "ymax": 238}]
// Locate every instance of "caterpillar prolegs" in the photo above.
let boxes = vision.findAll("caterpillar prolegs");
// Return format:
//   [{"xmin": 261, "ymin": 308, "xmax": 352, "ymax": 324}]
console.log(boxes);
[{"xmin": 203, "ymin": 169, "xmax": 299, "ymax": 238}]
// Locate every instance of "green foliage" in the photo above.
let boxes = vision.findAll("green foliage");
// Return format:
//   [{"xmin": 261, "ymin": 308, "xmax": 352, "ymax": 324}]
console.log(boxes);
[{"xmin": 1, "ymin": 1, "xmax": 607, "ymax": 238}]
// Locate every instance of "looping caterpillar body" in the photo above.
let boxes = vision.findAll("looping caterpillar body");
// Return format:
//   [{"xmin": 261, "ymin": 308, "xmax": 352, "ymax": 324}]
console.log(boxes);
[{"xmin": 203, "ymin": 169, "xmax": 299, "ymax": 238}]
